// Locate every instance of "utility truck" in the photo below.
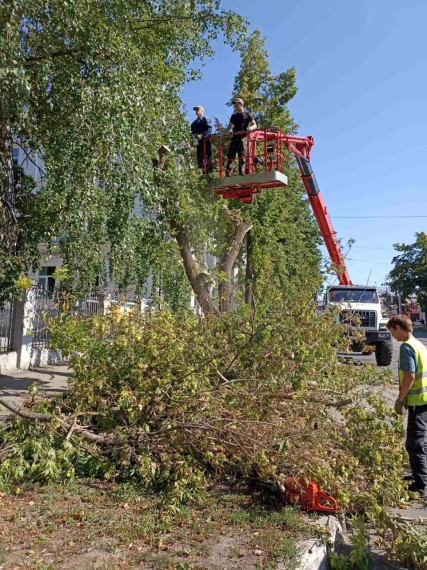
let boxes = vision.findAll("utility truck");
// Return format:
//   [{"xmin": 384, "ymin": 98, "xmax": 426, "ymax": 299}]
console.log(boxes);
[
  {"xmin": 324, "ymin": 285, "xmax": 393, "ymax": 366},
  {"xmin": 203, "ymin": 127, "xmax": 393, "ymax": 366}
]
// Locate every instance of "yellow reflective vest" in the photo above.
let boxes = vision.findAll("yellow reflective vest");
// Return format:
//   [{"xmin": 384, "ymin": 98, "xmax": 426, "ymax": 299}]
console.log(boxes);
[{"xmin": 399, "ymin": 336, "xmax": 427, "ymax": 406}]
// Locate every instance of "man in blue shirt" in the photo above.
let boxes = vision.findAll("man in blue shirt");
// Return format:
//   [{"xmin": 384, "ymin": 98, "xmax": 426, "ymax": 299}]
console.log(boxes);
[
  {"xmin": 388, "ymin": 314, "xmax": 427, "ymax": 498},
  {"xmin": 190, "ymin": 105, "xmax": 212, "ymax": 174}
]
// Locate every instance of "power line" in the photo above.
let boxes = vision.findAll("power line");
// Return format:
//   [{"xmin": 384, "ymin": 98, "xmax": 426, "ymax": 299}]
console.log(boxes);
[
  {"xmin": 331, "ymin": 215, "xmax": 427, "ymax": 219},
  {"xmin": 352, "ymin": 246, "xmax": 396, "ymax": 251},
  {"xmin": 346, "ymin": 257, "xmax": 391, "ymax": 265}
]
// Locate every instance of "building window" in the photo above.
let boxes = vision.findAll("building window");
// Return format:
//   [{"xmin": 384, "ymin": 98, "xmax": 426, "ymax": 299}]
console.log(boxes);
[{"xmin": 38, "ymin": 267, "xmax": 56, "ymax": 291}]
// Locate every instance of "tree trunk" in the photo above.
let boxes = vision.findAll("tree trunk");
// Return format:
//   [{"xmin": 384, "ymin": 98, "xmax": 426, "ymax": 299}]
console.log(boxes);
[
  {"xmin": 155, "ymin": 147, "xmax": 252, "ymax": 315},
  {"xmin": 0, "ymin": 120, "xmax": 16, "ymax": 251},
  {"xmin": 219, "ymin": 218, "xmax": 252, "ymax": 313},
  {"xmin": 169, "ymin": 217, "xmax": 216, "ymax": 315},
  {"xmin": 245, "ymin": 230, "xmax": 254, "ymax": 305},
  {"xmin": 154, "ymin": 146, "xmax": 216, "ymax": 315}
]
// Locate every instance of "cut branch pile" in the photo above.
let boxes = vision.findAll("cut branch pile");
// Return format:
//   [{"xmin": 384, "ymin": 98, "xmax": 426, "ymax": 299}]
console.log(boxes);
[{"xmin": 0, "ymin": 306, "xmax": 405, "ymax": 514}]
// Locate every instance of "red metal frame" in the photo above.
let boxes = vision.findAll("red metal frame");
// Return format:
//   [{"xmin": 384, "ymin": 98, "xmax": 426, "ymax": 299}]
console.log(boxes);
[
  {"xmin": 202, "ymin": 127, "xmax": 351, "ymax": 285},
  {"xmin": 204, "ymin": 127, "xmax": 287, "ymax": 179}
]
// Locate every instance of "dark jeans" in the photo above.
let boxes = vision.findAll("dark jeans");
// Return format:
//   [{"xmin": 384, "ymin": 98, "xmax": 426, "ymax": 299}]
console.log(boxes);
[
  {"xmin": 226, "ymin": 135, "xmax": 246, "ymax": 176},
  {"xmin": 406, "ymin": 404, "xmax": 427, "ymax": 489},
  {"xmin": 196, "ymin": 139, "xmax": 212, "ymax": 174}
]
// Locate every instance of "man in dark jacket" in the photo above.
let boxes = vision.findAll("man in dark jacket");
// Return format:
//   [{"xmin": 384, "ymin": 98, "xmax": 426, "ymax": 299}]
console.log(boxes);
[
  {"xmin": 190, "ymin": 105, "xmax": 212, "ymax": 174},
  {"xmin": 224, "ymin": 98, "xmax": 257, "ymax": 176}
]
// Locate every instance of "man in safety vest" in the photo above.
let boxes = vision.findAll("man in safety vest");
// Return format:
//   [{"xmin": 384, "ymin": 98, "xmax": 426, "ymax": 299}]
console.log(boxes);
[{"xmin": 387, "ymin": 314, "xmax": 427, "ymax": 497}]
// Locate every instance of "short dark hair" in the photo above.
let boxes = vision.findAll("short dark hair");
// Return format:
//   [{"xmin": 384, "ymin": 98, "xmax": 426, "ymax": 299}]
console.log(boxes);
[{"xmin": 387, "ymin": 314, "xmax": 413, "ymax": 332}]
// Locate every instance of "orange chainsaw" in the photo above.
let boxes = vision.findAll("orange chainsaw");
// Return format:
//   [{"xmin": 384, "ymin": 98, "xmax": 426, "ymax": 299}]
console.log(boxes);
[{"xmin": 283, "ymin": 477, "xmax": 338, "ymax": 513}]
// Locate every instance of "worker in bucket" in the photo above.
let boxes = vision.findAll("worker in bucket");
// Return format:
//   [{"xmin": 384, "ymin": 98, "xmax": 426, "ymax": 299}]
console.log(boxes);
[
  {"xmin": 224, "ymin": 98, "xmax": 257, "ymax": 177},
  {"xmin": 387, "ymin": 314, "xmax": 427, "ymax": 498},
  {"xmin": 190, "ymin": 105, "xmax": 212, "ymax": 175}
]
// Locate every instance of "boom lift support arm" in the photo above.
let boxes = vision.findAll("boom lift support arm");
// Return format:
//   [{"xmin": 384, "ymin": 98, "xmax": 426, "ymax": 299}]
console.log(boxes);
[{"xmin": 278, "ymin": 134, "xmax": 352, "ymax": 286}]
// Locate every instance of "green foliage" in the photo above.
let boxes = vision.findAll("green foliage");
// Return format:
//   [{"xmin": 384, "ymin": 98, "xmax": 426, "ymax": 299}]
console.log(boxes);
[
  {"xmin": 374, "ymin": 510, "xmax": 427, "ymax": 569},
  {"xmin": 229, "ymin": 30, "xmax": 322, "ymax": 307},
  {"xmin": 388, "ymin": 232, "xmax": 427, "ymax": 314},
  {"xmin": 334, "ymin": 395, "xmax": 406, "ymax": 511},
  {"xmin": 0, "ymin": 416, "xmax": 101, "ymax": 491},
  {"xmin": 14, "ymin": 274, "xmax": 33, "ymax": 291},
  {"xmin": 0, "ymin": 306, "xmax": 405, "ymax": 517},
  {"xmin": 0, "ymin": 162, "xmax": 43, "ymax": 305},
  {"xmin": 247, "ymin": 180, "xmax": 322, "ymax": 306},
  {"xmin": 231, "ymin": 30, "xmax": 298, "ymax": 132},
  {"xmin": 0, "ymin": 0, "xmax": 247, "ymax": 300},
  {"xmin": 330, "ymin": 518, "xmax": 370, "ymax": 570}
]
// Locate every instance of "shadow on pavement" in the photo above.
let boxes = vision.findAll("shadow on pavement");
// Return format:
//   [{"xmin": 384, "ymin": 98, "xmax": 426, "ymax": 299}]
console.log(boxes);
[{"xmin": 0, "ymin": 373, "xmax": 71, "ymax": 393}]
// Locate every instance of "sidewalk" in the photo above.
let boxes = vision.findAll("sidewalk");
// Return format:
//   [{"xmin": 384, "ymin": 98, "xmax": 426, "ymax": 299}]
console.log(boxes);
[{"xmin": 0, "ymin": 364, "xmax": 71, "ymax": 421}]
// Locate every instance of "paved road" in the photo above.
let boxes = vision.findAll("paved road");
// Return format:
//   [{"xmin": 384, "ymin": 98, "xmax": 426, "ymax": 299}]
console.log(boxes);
[
  {"xmin": 339, "ymin": 331, "xmax": 427, "ymax": 376},
  {"xmin": 0, "ymin": 364, "xmax": 71, "ymax": 421}
]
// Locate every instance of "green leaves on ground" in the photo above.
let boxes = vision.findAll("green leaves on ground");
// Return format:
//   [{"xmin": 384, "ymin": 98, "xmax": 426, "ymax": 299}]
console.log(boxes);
[{"xmin": 0, "ymin": 306, "xmax": 404, "ymax": 518}]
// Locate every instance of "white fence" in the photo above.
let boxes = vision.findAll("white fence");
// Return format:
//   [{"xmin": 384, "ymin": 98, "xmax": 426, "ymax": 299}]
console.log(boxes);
[{"xmin": 0, "ymin": 288, "xmax": 110, "ymax": 372}]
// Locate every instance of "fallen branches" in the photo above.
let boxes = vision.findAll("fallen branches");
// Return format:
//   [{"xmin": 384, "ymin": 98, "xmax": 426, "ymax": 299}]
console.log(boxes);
[
  {"xmin": 0, "ymin": 398, "xmax": 110, "ymax": 446},
  {"xmin": 0, "ymin": 307, "xmax": 402, "ymax": 520}
]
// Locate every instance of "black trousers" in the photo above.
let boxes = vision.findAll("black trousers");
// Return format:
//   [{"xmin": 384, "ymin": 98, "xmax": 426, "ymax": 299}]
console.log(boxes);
[
  {"xmin": 406, "ymin": 404, "xmax": 427, "ymax": 489},
  {"xmin": 196, "ymin": 139, "xmax": 212, "ymax": 174},
  {"xmin": 226, "ymin": 135, "xmax": 247, "ymax": 176}
]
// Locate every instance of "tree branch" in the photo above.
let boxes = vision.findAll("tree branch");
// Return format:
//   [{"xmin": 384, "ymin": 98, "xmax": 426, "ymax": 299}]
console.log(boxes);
[
  {"xmin": 218, "ymin": 211, "xmax": 253, "ymax": 312},
  {"xmin": 280, "ymin": 394, "xmax": 353, "ymax": 409},
  {"xmin": 25, "ymin": 49, "xmax": 83, "ymax": 63},
  {"xmin": 14, "ymin": 141, "xmax": 47, "ymax": 178},
  {"xmin": 0, "ymin": 398, "xmax": 112, "ymax": 445}
]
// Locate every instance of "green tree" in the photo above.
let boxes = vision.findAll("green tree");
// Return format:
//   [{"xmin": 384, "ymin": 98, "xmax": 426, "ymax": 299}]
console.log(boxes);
[
  {"xmin": 229, "ymin": 30, "xmax": 322, "ymax": 307},
  {"xmin": 231, "ymin": 30, "xmax": 298, "ymax": 132},
  {"xmin": 388, "ymin": 232, "xmax": 427, "ymax": 316},
  {"xmin": 0, "ymin": 0, "xmax": 246, "ymax": 307},
  {"xmin": 1, "ymin": 5, "xmax": 321, "ymax": 315}
]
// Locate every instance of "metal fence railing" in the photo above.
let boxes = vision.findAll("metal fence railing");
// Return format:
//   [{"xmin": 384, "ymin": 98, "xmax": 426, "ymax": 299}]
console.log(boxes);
[
  {"xmin": 0, "ymin": 300, "xmax": 14, "ymax": 353},
  {"xmin": 75, "ymin": 291, "xmax": 100, "ymax": 316},
  {"xmin": 1, "ymin": 287, "xmax": 142, "ymax": 353},
  {"xmin": 30, "ymin": 287, "xmax": 104, "ymax": 349},
  {"xmin": 31, "ymin": 288, "xmax": 60, "ymax": 349}
]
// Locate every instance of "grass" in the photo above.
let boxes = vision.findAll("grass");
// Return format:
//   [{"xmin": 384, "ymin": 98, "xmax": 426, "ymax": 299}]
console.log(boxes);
[
  {"xmin": 0, "ymin": 539, "xmax": 7, "ymax": 565},
  {"xmin": 227, "ymin": 504, "xmax": 306, "ymax": 530},
  {"xmin": 256, "ymin": 529, "xmax": 299, "ymax": 562},
  {"xmin": 0, "ymin": 480, "xmax": 317, "ymax": 569}
]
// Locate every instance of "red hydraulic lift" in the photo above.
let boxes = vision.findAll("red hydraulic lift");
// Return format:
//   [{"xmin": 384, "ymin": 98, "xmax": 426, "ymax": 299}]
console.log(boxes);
[{"xmin": 203, "ymin": 127, "xmax": 352, "ymax": 286}]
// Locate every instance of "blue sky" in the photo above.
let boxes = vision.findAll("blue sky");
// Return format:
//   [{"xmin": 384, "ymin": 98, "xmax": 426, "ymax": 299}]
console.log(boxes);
[{"xmin": 182, "ymin": 0, "xmax": 427, "ymax": 288}]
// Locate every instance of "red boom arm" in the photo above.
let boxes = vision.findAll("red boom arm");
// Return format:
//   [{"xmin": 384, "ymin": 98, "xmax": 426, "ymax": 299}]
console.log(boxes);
[{"xmin": 276, "ymin": 134, "xmax": 352, "ymax": 286}]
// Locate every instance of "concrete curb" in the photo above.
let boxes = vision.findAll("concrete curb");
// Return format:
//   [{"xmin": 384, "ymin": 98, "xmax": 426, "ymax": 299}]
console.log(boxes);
[{"xmin": 296, "ymin": 515, "xmax": 343, "ymax": 570}]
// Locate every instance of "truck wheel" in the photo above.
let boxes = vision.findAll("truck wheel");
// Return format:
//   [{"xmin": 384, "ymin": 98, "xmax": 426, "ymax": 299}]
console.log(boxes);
[{"xmin": 375, "ymin": 340, "xmax": 393, "ymax": 367}]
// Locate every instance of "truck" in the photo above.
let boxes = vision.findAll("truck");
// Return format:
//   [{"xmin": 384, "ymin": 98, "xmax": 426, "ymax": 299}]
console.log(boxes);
[
  {"xmin": 324, "ymin": 285, "xmax": 393, "ymax": 366},
  {"xmin": 204, "ymin": 127, "xmax": 393, "ymax": 366}
]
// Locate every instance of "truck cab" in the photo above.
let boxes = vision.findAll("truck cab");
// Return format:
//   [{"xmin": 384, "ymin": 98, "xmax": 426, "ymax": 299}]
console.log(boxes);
[{"xmin": 325, "ymin": 285, "xmax": 393, "ymax": 366}]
